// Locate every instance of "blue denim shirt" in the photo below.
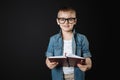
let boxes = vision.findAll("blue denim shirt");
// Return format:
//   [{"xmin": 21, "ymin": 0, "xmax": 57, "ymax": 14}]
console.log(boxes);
[{"xmin": 46, "ymin": 30, "xmax": 92, "ymax": 80}]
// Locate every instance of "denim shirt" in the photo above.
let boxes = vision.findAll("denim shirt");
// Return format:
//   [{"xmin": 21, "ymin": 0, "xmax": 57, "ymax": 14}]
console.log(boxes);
[{"xmin": 45, "ymin": 30, "xmax": 92, "ymax": 80}]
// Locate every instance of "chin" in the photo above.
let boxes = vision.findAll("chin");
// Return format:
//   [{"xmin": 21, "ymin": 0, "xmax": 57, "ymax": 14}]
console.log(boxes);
[{"xmin": 63, "ymin": 29, "xmax": 73, "ymax": 32}]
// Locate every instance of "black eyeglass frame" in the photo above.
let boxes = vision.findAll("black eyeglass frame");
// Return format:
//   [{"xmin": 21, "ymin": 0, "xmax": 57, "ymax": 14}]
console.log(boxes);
[{"xmin": 57, "ymin": 18, "xmax": 77, "ymax": 24}]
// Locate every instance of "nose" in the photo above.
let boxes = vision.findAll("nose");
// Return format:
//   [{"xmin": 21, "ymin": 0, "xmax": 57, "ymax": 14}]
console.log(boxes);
[{"xmin": 64, "ymin": 19, "xmax": 69, "ymax": 24}]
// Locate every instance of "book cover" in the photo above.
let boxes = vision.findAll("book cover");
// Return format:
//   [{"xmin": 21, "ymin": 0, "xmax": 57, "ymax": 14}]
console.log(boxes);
[{"xmin": 48, "ymin": 54, "xmax": 86, "ymax": 67}]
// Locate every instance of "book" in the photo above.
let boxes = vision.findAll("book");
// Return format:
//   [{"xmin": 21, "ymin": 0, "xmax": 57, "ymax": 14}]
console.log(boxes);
[{"xmin": 48, "ymin": 54, "xmax": 86, "ymax": 67}]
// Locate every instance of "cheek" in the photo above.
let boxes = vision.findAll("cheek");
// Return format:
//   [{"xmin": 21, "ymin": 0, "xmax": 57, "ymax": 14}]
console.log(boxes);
[
  {"xmin": 70, "ymin": 24, "xmax": 75, "ymax": 28},
  {"xmin": 59, "ymin": 25, "xmax": 63, "ymax": 28}
]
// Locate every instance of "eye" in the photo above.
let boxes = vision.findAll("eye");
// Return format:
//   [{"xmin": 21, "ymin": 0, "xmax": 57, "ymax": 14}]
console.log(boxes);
[
  {"xmin": 59, "ymin": 18, "xmax": 65, "ymax": 21},
  {"xmin": 69, "ymin": 18, "xmax": 75, "ymax": 21}
]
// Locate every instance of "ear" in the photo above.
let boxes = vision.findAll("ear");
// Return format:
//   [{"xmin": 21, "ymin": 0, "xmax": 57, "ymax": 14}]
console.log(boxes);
[
  {"xmin": 56, "ymin": 18, "xmax": 60, "ymax": 25},
  {"xmin": 74, "ymin": 18, "xmax": 77, "ymax": 25}
]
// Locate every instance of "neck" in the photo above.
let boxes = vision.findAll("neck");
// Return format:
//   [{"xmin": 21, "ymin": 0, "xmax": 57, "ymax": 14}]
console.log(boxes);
[{"xmin": 62, "ymin": 31, "xmax": 73, "ymax": 40}]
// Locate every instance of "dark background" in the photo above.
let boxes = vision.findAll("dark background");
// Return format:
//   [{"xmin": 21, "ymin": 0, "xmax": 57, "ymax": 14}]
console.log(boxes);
[{"xmin": 1, "ymin": 0, "xmax": 113, "ymax": 80}]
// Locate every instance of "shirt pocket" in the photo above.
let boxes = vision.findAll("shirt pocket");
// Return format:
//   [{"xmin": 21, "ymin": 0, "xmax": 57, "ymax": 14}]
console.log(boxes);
[{"xmin": 53, "ymin": 44, "xmax": 62, "ymax": 56}]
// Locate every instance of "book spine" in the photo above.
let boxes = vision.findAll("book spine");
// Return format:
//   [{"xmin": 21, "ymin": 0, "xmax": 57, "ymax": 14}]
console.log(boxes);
[{"xmin": 66, "ymin": 57, "xmax": 70, "ymax": 67}]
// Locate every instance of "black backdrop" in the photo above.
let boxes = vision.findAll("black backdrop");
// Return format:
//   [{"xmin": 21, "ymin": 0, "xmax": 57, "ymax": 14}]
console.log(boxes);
[{"xmin": 1, "ymin": 0, "xmax": 112, "ymax": 80}]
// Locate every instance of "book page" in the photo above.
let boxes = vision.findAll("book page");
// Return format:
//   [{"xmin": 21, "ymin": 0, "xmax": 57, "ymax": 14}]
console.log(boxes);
[
  {"xmin": 48, "ymin": 56, "xmax": 66, "ymax": 59},
  {"xmin": 66, "ymin": 54, "xmax": 85, "ymax": 59}
]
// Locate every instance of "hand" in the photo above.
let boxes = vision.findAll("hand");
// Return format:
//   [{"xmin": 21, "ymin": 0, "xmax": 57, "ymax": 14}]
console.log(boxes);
[
  {"xmin": 46, "ymin": 58, "xmax": 59, "ymax": 69},
  {"xmin": 77, "ymin": 63, "xmax": 89, "ymax": 72},
  {"xmin": 77, "ymin": 58, "xmax": 92, "ymax": 72},
  {"xmin": 49, "ymin": 61, "xmax": 59, "ymax": 69}
]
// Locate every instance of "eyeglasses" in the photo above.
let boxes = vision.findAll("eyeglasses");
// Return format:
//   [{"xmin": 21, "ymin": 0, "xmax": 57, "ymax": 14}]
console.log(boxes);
[{"xmin": 57, "ymin": 18, "xmax": 76, "ymax": 24}]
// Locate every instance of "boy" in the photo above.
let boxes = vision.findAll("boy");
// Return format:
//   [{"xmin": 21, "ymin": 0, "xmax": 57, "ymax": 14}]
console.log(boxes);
[{"xmin": 45, "ymin": 7, "xmax": 92, "ymax": 80}]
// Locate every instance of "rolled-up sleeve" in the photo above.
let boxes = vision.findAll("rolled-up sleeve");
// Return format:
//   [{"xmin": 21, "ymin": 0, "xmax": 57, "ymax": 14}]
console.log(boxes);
[
  {"xmin": 45, "ymin": 37, "xmax": 54, "ymax": 57},
  {"xmin": 81, "ymin": 35, "xmax": 92, "ymax": 58}
]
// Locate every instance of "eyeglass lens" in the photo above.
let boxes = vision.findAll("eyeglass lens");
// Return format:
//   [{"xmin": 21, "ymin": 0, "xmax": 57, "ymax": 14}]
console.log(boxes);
[{"xmin": 58, "ymin": 18, "xmax": 76, "ymax": 24}]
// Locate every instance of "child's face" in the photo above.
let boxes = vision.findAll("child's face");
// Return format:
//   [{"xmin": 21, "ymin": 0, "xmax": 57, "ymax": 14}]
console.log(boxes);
[{"xmin": 57, "ymin": 11, "xmax": 77, "ymax": 32}]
